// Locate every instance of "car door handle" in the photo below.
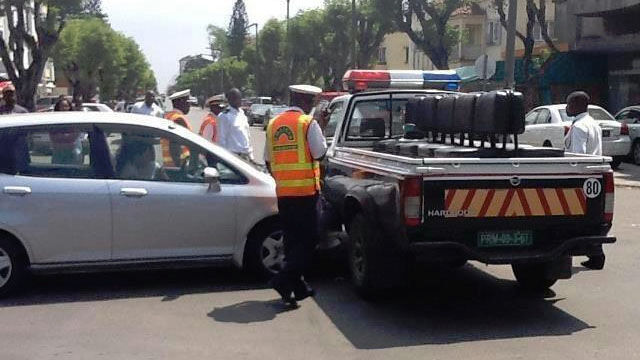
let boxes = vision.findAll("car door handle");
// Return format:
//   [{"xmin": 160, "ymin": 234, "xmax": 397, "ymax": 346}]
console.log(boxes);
[
  {"xmin": 3, "ymin": 186, "xmax": 32, "ymax": 196},
  {"xmin": 120, "ymin": 188, "xmax": 148, "ymax": 197}
]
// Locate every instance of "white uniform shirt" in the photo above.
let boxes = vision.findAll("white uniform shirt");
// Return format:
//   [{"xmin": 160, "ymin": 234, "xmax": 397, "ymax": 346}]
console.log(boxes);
[
  {"xmin": 565, "ymin": 112, "xmax": 603, "ymax": 155},
  {"xmin": 217, "ymin": 107, "xmax": 254, "ymax": 159},
  {"xmin": 264, "ymin": 109, "xmax": 328, "ymax": 163},
  {"xmin": 131, "ymin": 102, "xmax": 164, "ymax": 118}
]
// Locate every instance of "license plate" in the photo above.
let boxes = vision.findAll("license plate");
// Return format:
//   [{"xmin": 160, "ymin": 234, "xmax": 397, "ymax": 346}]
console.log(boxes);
[
  {"xmin": 602, "ymin": 130, "xmax": 611, "ymax": 137},
  {"xmin": 478, "ymin": 231, "xmax": 534, "ymax": 248}
]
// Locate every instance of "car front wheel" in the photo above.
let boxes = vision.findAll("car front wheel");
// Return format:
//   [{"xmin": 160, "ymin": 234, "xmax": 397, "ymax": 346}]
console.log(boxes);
[
  {"xmin": 0, "ymin": 237, "xmax": 27, "ymax": 298},
  {"xmin": 244, "ymin": 220, "xmax": 285, "ymax": 279},
  {"xmin": 632, "ymin": 141, "xmax": 640, "ymax": 165}
]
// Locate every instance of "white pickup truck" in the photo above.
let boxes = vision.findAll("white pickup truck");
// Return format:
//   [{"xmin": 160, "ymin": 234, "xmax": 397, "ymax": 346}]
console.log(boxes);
[{"xmin": 322, "ymin": 89, "xmax": 616, "ymax": 297}]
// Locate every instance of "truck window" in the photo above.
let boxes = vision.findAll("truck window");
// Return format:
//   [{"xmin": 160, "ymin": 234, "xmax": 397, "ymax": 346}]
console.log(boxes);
[{"xmin": 346, "ymin": 98, "xmax": 407, "ymax": 140}]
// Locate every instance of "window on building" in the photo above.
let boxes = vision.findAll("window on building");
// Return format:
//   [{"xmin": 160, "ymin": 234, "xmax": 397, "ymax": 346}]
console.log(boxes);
[
  {"xmin": 404, "ymin": 46, "xmax": 409, "ymax": 64},
  {"xmin": 377, "ymin": 47, "xmax": 387, "ymax": 64},
  {"xmin": 487, "ymin": 21, "xmax": 502, "ymax": 45}
]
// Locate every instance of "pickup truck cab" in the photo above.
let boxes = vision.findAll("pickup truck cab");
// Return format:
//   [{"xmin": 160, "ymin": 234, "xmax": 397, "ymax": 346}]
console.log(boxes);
[{"xmin": 322, "ymin": 88, "xmax": 616, "ymax": 296}]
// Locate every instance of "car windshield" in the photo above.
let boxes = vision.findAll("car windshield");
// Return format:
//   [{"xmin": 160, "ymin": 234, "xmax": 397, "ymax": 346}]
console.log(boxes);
[{"xmin": 559, "ymin": 108, "xmax": 615, "ymax": 122}]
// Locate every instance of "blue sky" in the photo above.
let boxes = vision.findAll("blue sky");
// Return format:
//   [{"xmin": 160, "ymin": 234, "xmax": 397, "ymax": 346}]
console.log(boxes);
[{"xmin": 102, "ymin": 0, "xmax": 324, "ymax": 92}]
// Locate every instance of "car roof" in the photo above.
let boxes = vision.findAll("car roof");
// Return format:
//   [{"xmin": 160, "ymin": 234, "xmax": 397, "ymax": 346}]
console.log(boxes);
[
  {"xmin": 0, "ymin": 111, "xmax": 171, "ymax": 130},
  {"xmin": 536, "ymin": 104, "xmax": 606, "ymax": 110},
  {"xmin": 617, "ymin": 105, "xmax": 640, "ymax": 113}
]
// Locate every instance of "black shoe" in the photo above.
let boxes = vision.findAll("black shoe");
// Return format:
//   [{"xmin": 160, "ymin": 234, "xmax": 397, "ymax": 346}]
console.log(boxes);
[
  {"xmin": 294, "ymin": 279, "xmax": 315, "ymax": 301},
  {"xmin": 582, "ymin": 255, "xmax": 605, "ymax": 270},
  {"xmin": 269, "ymin": 277, "xmax": 298, "ymax": 306}
]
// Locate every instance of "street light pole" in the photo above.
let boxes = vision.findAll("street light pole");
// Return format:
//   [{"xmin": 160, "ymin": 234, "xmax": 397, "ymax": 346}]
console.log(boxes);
[
  {"xmin": 286, "ymin": 0, "xmax": 290, "ymax": 33},
  {"xmin": 352, "ymin": 0, "xmax": 357, "ymax": 69},
  {"xmin": 504, "ymin": 0, "xmax": 518, "ymax": 89}
]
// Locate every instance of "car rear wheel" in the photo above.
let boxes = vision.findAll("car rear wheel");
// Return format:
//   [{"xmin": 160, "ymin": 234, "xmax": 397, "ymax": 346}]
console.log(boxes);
[
  {"xmin": 512, "ymin": 263, "xmax": 558, "ymax": 291},
  {"xmin": 0, "ymin": 237, "xmax": 28, "ymax": 298},
  {"xmin": 632, "ymin": 141, "xmax": 640, "ymax": 165},
  {"xmin": 347, "ymin": 213, "xmax": 406, "ymax": 298},
  {"xmin": 244, "ymin": 220, "xmax": 285, "ymax": 279}
]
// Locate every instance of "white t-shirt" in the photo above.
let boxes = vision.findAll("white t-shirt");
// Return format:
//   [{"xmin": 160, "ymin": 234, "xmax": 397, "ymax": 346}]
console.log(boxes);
[
  {"xmin": 131, "ymin": 102, "xmax": 165, "ymax": 118},
  {"xmin": 264, "ymin": 109, "xmax": 328, "ymax": 163},
  {"xmin": 565, "ymin": 112, "xmax": 603, "ymax": 156},
  {"xmin": 217, "ymin": 107, "xmax": 254, "ymax": 159}
]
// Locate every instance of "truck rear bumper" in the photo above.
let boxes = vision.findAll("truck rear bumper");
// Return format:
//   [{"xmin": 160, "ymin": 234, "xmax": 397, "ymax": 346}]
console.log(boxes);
[{"xmin": 408, "ymin": 235, "xmax": 617, "ymax": 265}]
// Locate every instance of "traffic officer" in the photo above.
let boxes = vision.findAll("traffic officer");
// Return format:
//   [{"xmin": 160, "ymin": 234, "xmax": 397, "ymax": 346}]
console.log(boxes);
[
  {"xmin": 163, "ymin": 89, "xmax": 193, "ymax": 167},
  {"xmin": 199, "ymin": 95, "xmax": 226, "ymax": 143},
  {"xmin": 564, "ymin": 91, "xmax": 605, "ymax": 270},
  {"xmin": 265, "ymin": 84, "xmax": 327, "ymax": 307}
]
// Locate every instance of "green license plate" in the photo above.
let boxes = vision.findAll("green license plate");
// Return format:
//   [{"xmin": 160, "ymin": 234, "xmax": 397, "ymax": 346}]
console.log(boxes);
[{"xmin": 478, "ymin": 231, "xmax": 534, "ymax": 248}]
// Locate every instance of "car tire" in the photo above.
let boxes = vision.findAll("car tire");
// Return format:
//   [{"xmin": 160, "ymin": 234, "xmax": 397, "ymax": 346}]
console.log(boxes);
[
  {"xmin": 632, "ymin": 140, "xmax": 640, "ymax": 165},
  {"xmin": 0, "ymin": 236, "xmax": 28, "ymax": 298},
  {"xmin": 543, "ymin": 140, "xmax": 552, "ymax": 148},
  {"xmin": 244, "ymin": 220, "xmax": 285, "ymax": 280},
  {"xmin": 611, "ymin": 157, "xmax": 623, "ymax": 170},
  {"xmin": 347, "ymin": 213, "xmax": 406, "ymax": 299},
  {"xmin": 511, "ymin": 263, "xmax": 558, "ymax": 291}
]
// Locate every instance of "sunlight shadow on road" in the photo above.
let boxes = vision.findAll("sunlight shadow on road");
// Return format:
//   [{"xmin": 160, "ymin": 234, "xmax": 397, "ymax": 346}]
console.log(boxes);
[
  {"xmin": 311, "ymin": 263, "xmax": 595, "ymax": 349},
  {"xmin": 208, "ymin": 299, "xmax": 297, "ymax": 324}
]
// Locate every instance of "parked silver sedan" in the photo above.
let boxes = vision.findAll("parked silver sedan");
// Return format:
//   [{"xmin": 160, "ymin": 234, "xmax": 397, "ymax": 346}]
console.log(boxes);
[
  {"xmin": 614, "ymin": 106, "xmax": 640, "ymax": 164},
  {"xmin": 0, "ymin": 112, "xmax": 285, "ymax": 296}
]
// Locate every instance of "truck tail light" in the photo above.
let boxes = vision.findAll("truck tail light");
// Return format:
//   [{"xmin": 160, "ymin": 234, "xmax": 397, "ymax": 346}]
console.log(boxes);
[
  {"xmin": 621, "ymin": 122, "xmax": 630, "ymax": 136},
  {"xmin": 402, "ymin": 177, "xmax": 422, "ymax": 227},
  {"xmin": 603, "ymin": 171, "xmax": 615, "ymax": 224}
]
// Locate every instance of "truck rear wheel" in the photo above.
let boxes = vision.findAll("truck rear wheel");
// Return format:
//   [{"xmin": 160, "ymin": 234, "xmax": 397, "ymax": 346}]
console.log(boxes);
[
  {"xmin": 347, "ymin": 213, "xmax": 405, "ymax": 298},
  {"xmin": 511, "ymin": 263, "xmax": 558, "ymax": 291}
]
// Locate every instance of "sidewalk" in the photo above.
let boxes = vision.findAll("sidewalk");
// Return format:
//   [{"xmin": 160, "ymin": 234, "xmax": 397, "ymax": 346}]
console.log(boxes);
[{"xmin": 615, "ymin": 163, "xmax": 640, "ymax": 188}]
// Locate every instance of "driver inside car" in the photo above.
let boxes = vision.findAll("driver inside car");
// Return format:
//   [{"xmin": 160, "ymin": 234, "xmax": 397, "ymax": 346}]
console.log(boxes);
[{"xmin": 117, "ymin": 139, "xmax": 168, "ymax": 181}]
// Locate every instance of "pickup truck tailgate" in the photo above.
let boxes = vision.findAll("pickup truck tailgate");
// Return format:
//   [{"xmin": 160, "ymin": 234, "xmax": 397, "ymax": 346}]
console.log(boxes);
[{"xmin": 420, "ymin": 176, "xmax": 607, "ymax": 246}]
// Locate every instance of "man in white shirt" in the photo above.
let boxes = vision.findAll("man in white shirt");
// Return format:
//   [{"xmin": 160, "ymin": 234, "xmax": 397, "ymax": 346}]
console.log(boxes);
[
  {"xmin": 564, "ymin": 91, "xmax": 605, "ymax": 270},
  {"xmin": 131, "ymin": 91, "xmax": 164, "ymax": 118},
  {"xmin": 565, "ymin": 91, "xmax": 602, "ymax": 156},
  {"xmin": 217, "ymin": 88, "xmax": 253, "ymax": 160}
]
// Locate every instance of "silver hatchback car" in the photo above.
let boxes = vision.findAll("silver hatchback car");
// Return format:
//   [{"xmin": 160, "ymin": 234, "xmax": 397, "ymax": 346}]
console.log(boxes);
[{"xmin": 0, "ymin": 112, "xmax": 285, "ymax": 296}]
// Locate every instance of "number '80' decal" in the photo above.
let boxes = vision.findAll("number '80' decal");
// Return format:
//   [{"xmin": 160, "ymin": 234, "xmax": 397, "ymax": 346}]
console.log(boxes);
[{"xmin": 583, "ymin": 178, "xmax": 602, "ymax": 199}]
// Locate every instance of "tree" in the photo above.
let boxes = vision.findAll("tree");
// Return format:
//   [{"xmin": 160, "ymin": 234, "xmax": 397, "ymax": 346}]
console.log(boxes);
[
  {"xmin": 53, "ymin": 18, "xmax": 156, "ymax": 101},
  {"xmin": 171, "ymin": 58, "xmax": 248, "ymax": 100},
  {"xmin": 380, "ymin": 0, "xmax": 470, "ymax": 70},
  {"xmin": 228, "ymin": 0, "xmax": 248, "ymax": 57},
  {"xmin": 0, "ymin": 0, "xmax": 94, "ymax": 110},
  {"xmin": 207, "ymin": 25, "xmax": 229, "ymax": 59},
  {"xmin": 355, "ymin": 0, "xmax": 396, "ymax": 68},
  {"xmin": 81, "ymin": 0, "xmax": 105, "ymax": 18},
  {"xmin": 494, "ymin": 0, "xmax": 558, "ymax": 80},
  {"xmin": 247, "ymin": 19, "xmax": 288, "ymax": 97}
]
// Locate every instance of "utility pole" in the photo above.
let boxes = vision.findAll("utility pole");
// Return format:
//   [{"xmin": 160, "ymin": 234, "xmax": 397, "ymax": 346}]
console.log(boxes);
[
  {"xmin": 286, "ymin": 0, "xmax": 291, "ymax": 33},
  {"xmin": 504, "ymin": 0, "xmax": 518, "ymax": 89},
  {"xmin": 352, "ymin": 0, "xmax": 357, "ymax": 69}
]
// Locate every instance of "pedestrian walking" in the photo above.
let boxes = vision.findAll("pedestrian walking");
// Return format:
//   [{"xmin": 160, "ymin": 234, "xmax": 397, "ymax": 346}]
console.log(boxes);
[
  {"xmin": 216, "ymin": 88, "xmax": 253, "ymax": 161},
  {"xmin": 131, "ymin": 91, "xmax": 165, "ymax": 118},
  {"xmin": 564, "ymin": 91, "xmax": 606, "ymax": 270},
  {"xmin": 199, "ymin": 95, "xmax": 226, "ymax": 143},
  {"xmin": 265, "ymin": 84, "xmax": 327, "ymax": 307},
  {"xmin": 163, "ymin": 89, "xmax": 193, "ymax": 167},
  {"xmin": 0, "ymin": 85, "xmax": 28, "ymax": 114}
]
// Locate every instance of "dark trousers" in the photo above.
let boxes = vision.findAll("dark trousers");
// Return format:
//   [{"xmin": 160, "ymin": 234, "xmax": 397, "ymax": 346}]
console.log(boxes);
[{"xmin": 276, "ymin": 194, "xmax": 320, "ymax": 286}]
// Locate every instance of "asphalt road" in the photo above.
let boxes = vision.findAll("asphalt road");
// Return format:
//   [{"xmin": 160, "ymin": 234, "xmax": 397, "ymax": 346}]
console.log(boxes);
[{"xmin": 0, "ymin": 108, "xmax": 638, "ymax": 359}]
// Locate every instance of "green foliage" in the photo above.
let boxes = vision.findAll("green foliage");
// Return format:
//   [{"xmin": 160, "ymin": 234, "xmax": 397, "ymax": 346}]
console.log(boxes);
[
  {"xmin": 53, "ymin": 18, "xmax": 156, "ymax": 101},
  {"xmin": 207, "ymin": 25, "xmax": 229, "ymax": 59},
  {"xmin": 228, "ymin": 0, "xmax": 248, "ymax": 57},
  {"xmin": 172, "ymin": 58, "xmax": 248, "ymax": 100}
]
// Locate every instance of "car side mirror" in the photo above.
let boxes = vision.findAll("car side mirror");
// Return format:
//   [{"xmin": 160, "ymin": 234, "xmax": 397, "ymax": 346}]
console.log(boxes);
[{"xmin": 204, "ymin": 167, "xmax": 221, "ymax": 192}]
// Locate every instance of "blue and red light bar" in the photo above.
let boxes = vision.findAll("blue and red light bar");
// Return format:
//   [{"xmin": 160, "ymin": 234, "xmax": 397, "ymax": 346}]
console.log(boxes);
[{"xmin": 342, "ymin": 69, "xmax": 460, "ymax": 93}]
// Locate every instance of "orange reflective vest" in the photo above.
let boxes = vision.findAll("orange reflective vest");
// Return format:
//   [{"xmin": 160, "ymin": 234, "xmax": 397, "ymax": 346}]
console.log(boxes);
[
  {"xmin": 163, "ymin": 110, "xmax": 192, "ymax": 166},
  {"xmin": 199, "ymin": 113, "xmax": 217, "ymax": 143},
  {"xmin": 266, "ymin": 111, "xmax": 320, "ymax": 197}
]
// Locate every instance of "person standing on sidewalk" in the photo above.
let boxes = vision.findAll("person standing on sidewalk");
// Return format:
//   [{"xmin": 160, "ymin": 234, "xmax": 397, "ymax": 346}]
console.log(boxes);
[
  {"xmin": 265, "ymin": 85, "xmax": 327, "ymax": 307},
  {"xmin": 565, "ymin": 91, "xmax": 605, "ymax": 270}
]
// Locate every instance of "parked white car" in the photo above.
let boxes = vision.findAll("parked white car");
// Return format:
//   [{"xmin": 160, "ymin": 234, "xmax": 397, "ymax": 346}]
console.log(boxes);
[
  {"xmin": 614, "ymin": 106, "xmax": 640, "ymax": 164},
  {"xmin": 521, "ymin": 104, "xmax": 631, "ymax": 168},
  {"xmin": 0, "ymin": 112, "xmax": 285, "ymax": 296}
]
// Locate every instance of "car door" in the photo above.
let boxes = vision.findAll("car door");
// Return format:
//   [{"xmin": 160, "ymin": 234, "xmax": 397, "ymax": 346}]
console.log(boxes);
[
  {"xmin": 617, "ymin": 110, "xmax": 640, "ymax": 141},
  {"xmin": 533, "ymin": 108, "xmax": 556, "ymax": 146},
  {"xmin": 100, "ymin": 124, "xmax": 239, "ymax": 260},
  {"xmin": 0, "ymin": 124, "xmax": 112, "ymax": 264},
  {"xmin": 520, "ymin": 109, "xmax": 540, "ymax": 145}
]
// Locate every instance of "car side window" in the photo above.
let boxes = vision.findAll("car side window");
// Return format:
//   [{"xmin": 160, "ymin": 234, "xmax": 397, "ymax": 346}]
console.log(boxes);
[
  {"xmin": 11, "ymin": 126, "xmax": 94, "ymax": 179},
  {"xmin": 525, "ymin": 110, "xmax": 539, "ymax": 125},
  {"xmin": 102, "ymin": 125, "xmax": 245, "ymax": 184},
  {"xmin": 324, "ymin": 101, "xmax": 345, "ymax": 137},
  {"xmin": 615, "ymin": 111, "xmax": 628, "ymax": 121},
  {"xmin": 536, "ymin": 109, "xmax": 551, "ymax": 124},
  {"xmin": 628, "ymin": 111, "xmax": 640, "ymax": 124},
  {"xmin": 347, "ymin": 99, "xmax": 390, "ymax": 139}
]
